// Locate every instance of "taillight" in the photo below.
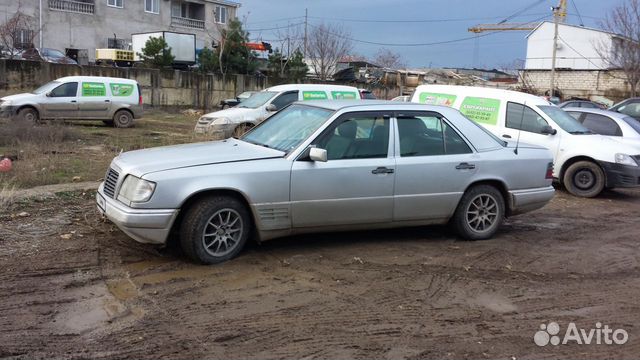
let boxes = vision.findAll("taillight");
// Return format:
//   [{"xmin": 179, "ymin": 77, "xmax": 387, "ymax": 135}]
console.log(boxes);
[
  {"xmin": 545, "ymin": 162, "xmax": 554, "ymax": 179},
  {"xmin": 137, "ymin": 84, "xmax": 143, "ymax": 105}
]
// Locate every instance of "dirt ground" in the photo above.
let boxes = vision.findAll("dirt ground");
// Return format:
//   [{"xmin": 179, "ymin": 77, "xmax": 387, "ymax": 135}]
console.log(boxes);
[{"xmin": 1, "ymin": 187, "xmax": 640, "ymax": 360}]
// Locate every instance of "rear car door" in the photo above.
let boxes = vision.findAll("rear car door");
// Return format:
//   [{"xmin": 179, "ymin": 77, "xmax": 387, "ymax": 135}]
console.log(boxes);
[
  {"xmin": 78, "ymin": 81, "xmax": 111, "ymax": 119},
  {"xmin": 290, "ymin": 111, "xmax": 395, "ymax": 227},
  {"xmin": 393, "ymin": 111, "xmax": 476, "ymax": 220},
  {"xmin": 41, "ymin": 82, "xmax": 79, "ymax": 119}
]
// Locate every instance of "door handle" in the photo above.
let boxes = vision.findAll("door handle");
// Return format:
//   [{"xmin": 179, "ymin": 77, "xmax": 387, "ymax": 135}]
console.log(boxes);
[
  {"xmin": 502, "ymin": 134, "xmax": 512, "ymax": 139},
  {"xmin": 105, "ymin": 100, "xmax": 111, "ymax": 102},
  {"xmin": 455, "ymin": 162, "xmax": 476, "ymax": 170},
  {"xmin": 371, "ymin": 167, "xmax": 394, "ymax": 175},
  {"xmin": 70, "ymin": 100, "xmax": 77, "ymax": 103}
]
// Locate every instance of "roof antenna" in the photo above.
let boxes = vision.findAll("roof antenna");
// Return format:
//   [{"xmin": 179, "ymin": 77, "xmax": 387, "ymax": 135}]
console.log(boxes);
[{"xmin": 514, "ymin": 101, "xmax": 526, "ymax": 155}]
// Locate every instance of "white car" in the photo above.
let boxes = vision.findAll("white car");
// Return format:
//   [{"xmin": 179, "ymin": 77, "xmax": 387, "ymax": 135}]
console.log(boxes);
[{"xmin": 565, "ymin": 107, "xmax": 640, "ymax": 149}]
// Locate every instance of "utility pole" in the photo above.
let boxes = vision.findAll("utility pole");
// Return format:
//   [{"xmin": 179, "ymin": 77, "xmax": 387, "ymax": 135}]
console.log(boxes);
[
  {"xmin": 39, "ymin": 0, "xmax": 43, "ymax": 48},
  {"xmin": 303, "ymin": 8, "xmax": 308, "ymax": 58},
  {"xmin": 549, "ymin": 0, "xmax": 565, "ymax": 99}
]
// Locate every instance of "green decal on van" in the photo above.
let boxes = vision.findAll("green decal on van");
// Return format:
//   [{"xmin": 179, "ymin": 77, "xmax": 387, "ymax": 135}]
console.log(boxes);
[
  {"xmin": 331, "ymin": 91, "xmax": 357, "ymax": 100},
  {"xmin": 460, "ymin": 97, "xmax": 501, "ymax": 125},
  {"xmin": 110, "ymin": 83, "xmax": 134, "ymax": 97},
  {"xmin": 82, "ymin": 82, "xmax": 106, "ymax": 97},
  {"xmin": 303, "ymin": 91, "xmax": 328, "ymax": 100},
  {"xmin": 419, "ymin": 92, "xmax": 457, "ymax": 106}
]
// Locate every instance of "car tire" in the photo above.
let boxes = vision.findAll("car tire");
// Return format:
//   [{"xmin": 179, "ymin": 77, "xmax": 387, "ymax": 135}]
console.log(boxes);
[
  {"xmin": 452, "ymin": 185, "xmax": 505, "ymax": 240},
  {"xmin": 180, "ymin": 196, "xmax": 251, "ymax": 264},
  {"xmin": 113, "ymin": 110, "xmax": 134, "ymax": 128},
  {"xmin": 563, "ymin": 161, "xmax": 605, "ymax": 198},
  {"xmin": 233, "ymin": 123, "xmax": 253, "ymax": 137},
  {"xmin": 18, "ymin": 107, "xmax": 39, "ymax": 124}
]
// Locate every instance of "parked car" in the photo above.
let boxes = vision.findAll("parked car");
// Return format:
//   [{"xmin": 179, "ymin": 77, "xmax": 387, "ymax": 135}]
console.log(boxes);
[
  {"xmin": 219, "ymin": 91, "xmax": 256, "ymax": 109},
  {"xmin": 558, "ymin": 100, "xmax": 605, "ymax": 109},
  {"xmin": 97, "ymin": 101, "xmax": 555, "ymax": 264},
  {"xmin": 21, "ymin": 48, "xmax": 77, "ymax": 64},
  {"xmin": 359, "ymin": 89, "xmax": 376, "ymax": 99},
  {"xmin": 565, "ymin": 108, "xmax": 640, "ymax": 148},
  {"xmin": 194, "ymin": 84, "xmax": 362, "ymax": 138},
  {"xmin": 391, "ymin": 95, "xmax": 410, "ymax": 102},
  {"xmin": 0, "ymin": 76, "xmax": 143, "ymax": 127},
  {"xmin": 609, "ymin": 98, "xmax": 640, "ymax": 121},
  {"xmin": 411, "ymin": 85, "xmax": 640, "ymax": 197}
]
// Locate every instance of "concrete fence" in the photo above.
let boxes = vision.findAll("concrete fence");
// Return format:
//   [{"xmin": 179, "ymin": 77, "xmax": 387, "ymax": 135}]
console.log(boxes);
[{"xmin": 0, "ymin": 60, "xmax": 268, "ymax": 111}]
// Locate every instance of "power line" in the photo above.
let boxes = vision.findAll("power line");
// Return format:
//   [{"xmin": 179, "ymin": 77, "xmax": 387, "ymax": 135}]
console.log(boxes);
[
  {"xmin": 245, "ymin": 22, "xmax": 304, "ymax": 32},
  {"xmin": 570, "ymin": 0, "xmax": 585, "ymax": 26},
  {"xmin": 498, "ymin": 0, "xmax": 546, "ymax": 24},
  {"xmin": 308, "ymin": 15, "xmax": 513, "ymax": 23},
  {"xmin": 244, "ymin": 16, "xmax": 304, "ymax": 25}
]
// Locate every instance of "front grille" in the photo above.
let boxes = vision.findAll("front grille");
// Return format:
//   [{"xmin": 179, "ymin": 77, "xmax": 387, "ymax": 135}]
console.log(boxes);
[{"xmin": 103, "ymin": 168, "xmax": 119, "ymax": 199}]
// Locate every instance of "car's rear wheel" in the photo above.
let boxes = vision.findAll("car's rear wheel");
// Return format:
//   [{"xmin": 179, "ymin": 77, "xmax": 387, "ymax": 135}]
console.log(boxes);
[
  {"xmin": 562, "ymin": 161, "xmax": 605, "ymax": 198},
  {"xmin": 453, "ymin": 185, "xmax": 505, "ymax": 240},
  {"xmin": 113, "ymin": 109, "xmax": 134, "ymax": 128},
  {"xmin": 180, "ymin": 196, "xmax": 250, "ymax": 264},
  {"xmin": 18, "ymin": 107, "xmax": 39, "ymax": 124}
]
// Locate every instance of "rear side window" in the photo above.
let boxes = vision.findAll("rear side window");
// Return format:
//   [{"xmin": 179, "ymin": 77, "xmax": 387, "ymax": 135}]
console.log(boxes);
[
  {"xmin": 397, "ymin": 114, "xmax": 472, "ymax": 157},
  {"xmin": 302, "ymin": 91, "xmax": 328, "ymax": 100},
  {"xmin": 581, "ymin": 113, "xmax": 622, "ymax": 136},
  {"xmin": 506, "ymin": 102, "xmax": 548, "ymax": 134},
  {"xmin": 109, "ymin": 83, "xmax": 135, "ymax": 97}
]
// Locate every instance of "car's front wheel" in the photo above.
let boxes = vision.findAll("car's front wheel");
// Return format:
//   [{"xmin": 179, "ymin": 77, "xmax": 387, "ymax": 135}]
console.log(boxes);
[
  {"xmin": 180, "ymin": 195, "xmax": 251, "ymax": 264},
  {"xmin": 18, "ymin": 107, "xmax": 39, "ymax": 123},
  {"xmin": 562, "ymin": 160, "xmax": 605, "ymax": 198},
  {"xmin": 453, "ymin": 185, "xmax": 505, "ymax": 240}
]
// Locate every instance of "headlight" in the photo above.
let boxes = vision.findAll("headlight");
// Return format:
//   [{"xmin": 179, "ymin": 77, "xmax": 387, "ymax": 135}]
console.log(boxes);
[
  {"xmin": 0, "ymin": 99, "xmax": 10, "ymax": 106},
  {"xmin": 198, "ymin": 116, "xmax": 213, "ymax": 124},
  {"xmin": 117, "ymin": 175, "xmax": 156, "ymax": 204},
  {"xmin": 615, "ymin": 153, "xmax": 638, "ymax": 167},
  {"xmin": 211, "ymin": 117, "xmax": 231, "ymax": 125}
]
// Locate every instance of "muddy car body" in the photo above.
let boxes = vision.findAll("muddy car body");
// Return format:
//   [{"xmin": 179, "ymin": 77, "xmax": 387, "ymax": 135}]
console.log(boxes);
[{"xmin": 98, "ymin": 101, "xmax": 555, "ymax": 264}]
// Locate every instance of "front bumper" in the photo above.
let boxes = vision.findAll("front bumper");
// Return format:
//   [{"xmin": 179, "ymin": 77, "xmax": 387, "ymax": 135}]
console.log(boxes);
[
  {"xmin": 599, "ymin": 161, "xmax": 640, "ymax": 188},
  {"xmin": 0, "ymin": 105, "xmax": 17, "ymax": 118},
  {"xmin": 508, "ymin": 186, "xmax": 555, "ymax": 215},
  {"xmin": 96, "ymin": 184, "xmax": 178, "ymax": 245},
  {"xmin": 193, "ymin": 122, "xmax": 235, "ymax": 139}
]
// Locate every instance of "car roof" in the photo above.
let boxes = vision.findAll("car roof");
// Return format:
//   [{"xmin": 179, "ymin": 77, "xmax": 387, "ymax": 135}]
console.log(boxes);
[
  {"xmin": 55, "ymin": 76, "xmax": 138, "ymax": 84},
  {"xmin": 414, "ymin": 84, "xmax": 552, "ymax": 105},
  {"xmin": 292, "ymin": 99, "xmax": 457, "ymax": 112},
  {"xmin": 563, "ymin": 107, "xmax": 629, "ymax": 120},
  {"xmin": 266, "ymin": 84, "xmax": 359, "ymax": 92}
]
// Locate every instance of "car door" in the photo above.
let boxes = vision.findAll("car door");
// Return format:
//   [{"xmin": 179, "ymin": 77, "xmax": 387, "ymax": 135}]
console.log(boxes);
[
  {"xmin": 78, "ymin": 81, "xmax": 111, "ymax": 119},
  {"xmin": 41, "ymin": 81, "xmax": 79, "ymax": 119},
  {"xmin": 500, "ymin": 102, "xmax": 561, "ymax": 157},
  {"xmin": 290, "ymin": 111, "xmax": 395, "ymax": 228},
  {"xmin": 393, "ymin": 111, "xmax": 476, "ymax": 221}
]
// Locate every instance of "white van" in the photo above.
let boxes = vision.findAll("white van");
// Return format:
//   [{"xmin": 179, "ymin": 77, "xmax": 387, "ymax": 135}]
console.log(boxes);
[
  {"xmin": 0, "ymin": 76, "xmax": 143, "ymax": 127},
  {"xmin": 194, "ymin": 84, "xmax": 362, "ymax": 138},
  {"xmin": 411, "ymin": 85, "xmax": 640, "ymax": 197}
]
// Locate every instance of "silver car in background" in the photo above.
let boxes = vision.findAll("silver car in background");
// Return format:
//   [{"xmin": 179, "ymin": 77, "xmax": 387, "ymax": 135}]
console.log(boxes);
[{"xmin": 97, "ymin": 101, "xmax": 555, "ymax": 264}]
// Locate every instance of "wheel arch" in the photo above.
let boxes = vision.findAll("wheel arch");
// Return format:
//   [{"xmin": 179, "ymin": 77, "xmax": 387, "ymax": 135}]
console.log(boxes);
[
  {"xmin": 113, "ymin": 107, "xmax": 134, "ymax": 119},
  {"xmin": 559, "ymin": 155, "xmax": 602, "ymax": 183},
  {"xmin": 16, "ymin": 104, "xmax": 40, "ymax": 117},
  {"xmin": 463, "ymin": 179, "xmax": 512, "ymax": 216}
]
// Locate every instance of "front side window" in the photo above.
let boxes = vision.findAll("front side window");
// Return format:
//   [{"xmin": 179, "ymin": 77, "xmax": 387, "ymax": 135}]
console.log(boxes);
[
  {"xmin": 215, "ymin": 6, "xmax": 227, "ymax": 24},
  {"xmin": 581, "ymin": 113, "xmax": 622, "ymax": 136},
  {"xmin": 145, "ymin": 0, "xmax": 159, "ymax": 13},
  {"xmin": 270, "ymin": 91, "xmax": 298, "ymax": 110},
  {"xmin": 315, "ymin": 113, "xmax": 390, "ymax": 160},
  {"xmin": 616, "ymin": 102, "xmax": 640, "ymax": 118},
  {"xmin": 50, "ymin": 82, "xmax": 78, "ymax": 98},
  {"xmin": 506, "ymin": 102, "xmax": 549, "ymax": 134},
  {"xmin": 538, "ymin": 105, "xmax": 591, "ymax": 134},
  {"xmin": 397, "ymin": 113, "xmax": 472, "ymax": 157},
  {"xmin": 237, "ymin": 92, "xmax": 277, "ymax": 109},
  {"xmin": 108, "ymin": 0, "xmax": 123, "ymax": 8}
]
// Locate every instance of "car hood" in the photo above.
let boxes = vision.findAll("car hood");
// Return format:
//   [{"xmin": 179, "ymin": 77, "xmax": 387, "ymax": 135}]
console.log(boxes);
[
  {"xmin": 202, "ymin": 106, "xmax": 262, "ymax": 120},
  {"xmin": 113, "ymin": 138, "xmax": 285, "ymax": 177},
  {"xmin": 1, "ymin": 93, "xmax": 39, "ymax": 103}
]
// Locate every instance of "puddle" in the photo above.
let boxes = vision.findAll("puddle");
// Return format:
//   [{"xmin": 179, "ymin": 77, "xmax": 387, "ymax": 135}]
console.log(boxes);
[{"xmin": 469, "ymin": 293, "xmax": 518, "ymax": 313}]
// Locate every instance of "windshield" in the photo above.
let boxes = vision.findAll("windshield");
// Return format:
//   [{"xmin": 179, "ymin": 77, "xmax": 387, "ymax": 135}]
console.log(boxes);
[
  {"xmin": 43, "ymin": 49, "xmax": 65, "ymax": 58},
  {"xmin": 241, "ymin": 104, "xmax": 334, "ymax": 152},
  {"xmin": 237, "ymin": 91, "xmax": 277, "ymax": 109},
  {"xmin": 32, "ymin": 81, "xmax": 60, "ymax": 94},
  {"xmin": 538, "ymin": 105, "xmax": 592, "ymax": 134},
  {"xmin": 622, "ymin": 116, "xmax": 640, "ymax": 135}
]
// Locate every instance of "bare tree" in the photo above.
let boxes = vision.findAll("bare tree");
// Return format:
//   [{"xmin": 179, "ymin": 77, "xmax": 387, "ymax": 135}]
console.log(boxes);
[
  {"xmin": 598, "ymin": 0, "xmax": 640, "ymax": 96},
  {"xmin": 373, "ymin": 48, "xmax": 406, "ymax": 69},
  {"xmin": 0, "ymin": 10, "xmax": 39, "ymax": 59},
  {"xmin": 270, "ymin": 24, "xmax": 305, "ymax": 78},
  {"xmin": 307, "ymin": 23, "xmax": 353, "ymax": 80}
]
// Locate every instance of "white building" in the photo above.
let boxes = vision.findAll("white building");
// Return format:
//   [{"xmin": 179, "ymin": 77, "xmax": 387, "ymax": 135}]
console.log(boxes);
[{"xmin": 525, "ymin": 21, "xmax": 619, "ymax": 70}]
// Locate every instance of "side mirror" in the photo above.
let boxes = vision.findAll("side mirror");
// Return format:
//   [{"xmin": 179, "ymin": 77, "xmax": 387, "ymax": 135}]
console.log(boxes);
[
  {"xmin": 541, "ymin": 125, "xmax": 557, "ymax": 135},
  {"xmin": 309, "ymin": 147, "xmax": 327, "ymax": 162},
  {"xmin": 266, "ymin": 104, "xmax": 277, "ymax": 112},
  {"xmin": 45, "ymin": 92, "xmax": 52, "ymax": 97}
]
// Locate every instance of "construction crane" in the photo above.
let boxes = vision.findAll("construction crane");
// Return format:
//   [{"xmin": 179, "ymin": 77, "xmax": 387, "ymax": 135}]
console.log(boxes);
[{"xmin": 468, "ymin": 0, "xmax": 566, "ymax": 33}]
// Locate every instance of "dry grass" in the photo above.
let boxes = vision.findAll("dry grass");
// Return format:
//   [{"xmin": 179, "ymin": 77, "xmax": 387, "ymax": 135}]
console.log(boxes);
[
  {"xmin": 0, "ymin": 184, "xmax": 15, "ymax": 208},
  {"xmin": 0, "ymin": 111, "xmax": 204, "ymax": 189}
]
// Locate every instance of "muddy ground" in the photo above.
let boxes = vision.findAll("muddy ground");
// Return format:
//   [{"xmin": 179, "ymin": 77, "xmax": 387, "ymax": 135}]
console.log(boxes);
[{"xmin": 1, "ymin": 188, "xmax": 639, "ymax": 359}]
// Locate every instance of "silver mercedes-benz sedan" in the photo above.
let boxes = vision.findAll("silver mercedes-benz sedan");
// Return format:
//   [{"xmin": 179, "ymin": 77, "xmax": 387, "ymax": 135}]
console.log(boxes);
[{"xmin": 97, "ymin": 101, "xmax": 555, "ymax": 264}]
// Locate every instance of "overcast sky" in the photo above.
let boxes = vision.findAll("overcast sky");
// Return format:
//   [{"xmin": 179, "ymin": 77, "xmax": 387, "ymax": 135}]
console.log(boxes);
[{"xmin": 238, "ymin": 0, "xmax": 622, "ymax": 69}]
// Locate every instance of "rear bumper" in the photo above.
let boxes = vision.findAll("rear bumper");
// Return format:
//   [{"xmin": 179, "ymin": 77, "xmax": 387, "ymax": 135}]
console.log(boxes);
[
  {"xmin": 96, "ymin": 184, "xmax": 178, "ymax": 245},
  {"xmin": 508, "ymin": 186, "xmax": 555, "ymax": 215},
  {"xmin": 599, "ymin": 161, "xmax": 640, "ymax": 188}
]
